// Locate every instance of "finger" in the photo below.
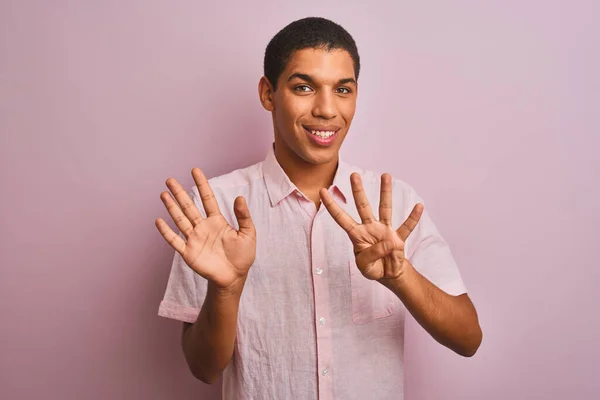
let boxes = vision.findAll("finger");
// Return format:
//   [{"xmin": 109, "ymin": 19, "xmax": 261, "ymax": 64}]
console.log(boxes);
[
  {"xmin": 160, "ymin": 191, "xmax": 194, "ymax": 238},
  {"xmin": 379, "ymin": 173, "xmax": 393, "ymax": 226},
  {"xmin": 191, "ymin": 168, "xmax": 221, "ymax": 217},
  {"xmin": 320, "ymin": 188, "xmax": 360, "ymax": 237},
  {"xmin": 350, "ymin": 173, "xmax": 376, "ymax": 224},
  {"xmin": 165, "ymin": 177, "xmax": 204, "ymax": 226},
  {"xmin": 155, "ymin": 218, "xmax": 186, "ymax": 255},
  {"xmin": 397, "ymin": 203, "xmax": 424, "ymax": 241},
  {"xmin": 233, "ymin": 196, "xmax": 255, "ymax": 237}
]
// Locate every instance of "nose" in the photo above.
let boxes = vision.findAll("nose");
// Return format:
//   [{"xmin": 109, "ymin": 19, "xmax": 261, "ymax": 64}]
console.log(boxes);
[{"xmin": 312, "ymin": 91, "xmax": 336, "ymax": 120}]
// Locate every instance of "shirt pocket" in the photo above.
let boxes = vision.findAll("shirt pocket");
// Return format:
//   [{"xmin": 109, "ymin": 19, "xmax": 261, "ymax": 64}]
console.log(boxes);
[{"xmin": 348, "ymin": 259, "xmax": 396, "ymax": 325}]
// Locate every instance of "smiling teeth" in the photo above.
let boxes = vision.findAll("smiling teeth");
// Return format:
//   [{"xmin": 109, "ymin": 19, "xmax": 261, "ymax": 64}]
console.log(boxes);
[{"xmin": 310, "ymin": 130, "xmax": 336, "ymax": 138}]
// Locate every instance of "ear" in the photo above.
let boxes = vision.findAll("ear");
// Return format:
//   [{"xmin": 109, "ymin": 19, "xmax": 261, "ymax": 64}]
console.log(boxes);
[{"xmin": 258, "ymin": 76, "xmax": 275, "ymax": 112}]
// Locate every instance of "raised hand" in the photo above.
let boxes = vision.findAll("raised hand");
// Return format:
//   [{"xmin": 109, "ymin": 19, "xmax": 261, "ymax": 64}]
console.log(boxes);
[
  {"xmin": 155, "ymin": 168, "xmax": 256, "ymax": 290},
  {"xmin": 320, "ymin": 173, "xmax": 423, "ymax": 282}
]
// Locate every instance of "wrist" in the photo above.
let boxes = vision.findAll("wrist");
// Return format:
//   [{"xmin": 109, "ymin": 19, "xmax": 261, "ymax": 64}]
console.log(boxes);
[
  {"xmin": 213, "ymin": 275, "xmax": 247, "ymax": 298},
  {"xmin": 378, "ymin": 260, "xmax": 414, "ymax": 293}
]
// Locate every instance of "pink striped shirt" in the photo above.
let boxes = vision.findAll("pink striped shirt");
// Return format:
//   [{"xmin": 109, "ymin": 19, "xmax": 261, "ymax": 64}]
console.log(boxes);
[{"xmin": 159, "ymin": 146, "xmax": 467, "ymax": 399}]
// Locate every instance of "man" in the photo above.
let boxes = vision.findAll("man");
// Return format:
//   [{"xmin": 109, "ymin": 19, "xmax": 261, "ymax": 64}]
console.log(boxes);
[{"xmin": 156, "ymin": 17, "xmax": 482, "ymax": 400}]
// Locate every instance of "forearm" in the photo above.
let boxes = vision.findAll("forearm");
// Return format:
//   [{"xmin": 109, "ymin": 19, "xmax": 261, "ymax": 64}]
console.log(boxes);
[
  {"xmin": 182, "ymin": 278, "xmax": 245, "ymax": 383},
  {"xmin": 380, "ymin": 261, "xmax": 482, "ymax": 357}
]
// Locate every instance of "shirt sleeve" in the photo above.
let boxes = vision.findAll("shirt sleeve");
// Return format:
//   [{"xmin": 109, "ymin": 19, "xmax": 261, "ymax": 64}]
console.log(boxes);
[
  {"xmin": 157, "ymin": 186, "xmax": 209, "ymax": 323},
  {"xmin": 399, "ymin": 185, "xmax": 467, "ymax": 296}
]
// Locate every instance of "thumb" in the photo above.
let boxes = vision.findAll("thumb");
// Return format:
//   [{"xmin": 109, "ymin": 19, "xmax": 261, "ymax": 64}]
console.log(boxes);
[
  {"xmin": 355, "ymin": 239, "xmax": 393, "ymax": 269},
  {"xmin": 234, "ymin": 196, "xmax": 255, "ymax": 237}
]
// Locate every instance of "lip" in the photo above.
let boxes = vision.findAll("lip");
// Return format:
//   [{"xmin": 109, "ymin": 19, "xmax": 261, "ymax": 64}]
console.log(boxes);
[
  {"xmin": 303, "ymin": 124, "xmax": 342, "ymax": 132},
  {"xmin": 303, "ymin": 125, "xmax": 340, "ymax": 147}
]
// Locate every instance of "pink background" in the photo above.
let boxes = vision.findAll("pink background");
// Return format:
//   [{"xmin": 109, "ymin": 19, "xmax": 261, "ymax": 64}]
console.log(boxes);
[{"xmin": 1, "ymin": 1, "xmax": 598, "ymax": 399}]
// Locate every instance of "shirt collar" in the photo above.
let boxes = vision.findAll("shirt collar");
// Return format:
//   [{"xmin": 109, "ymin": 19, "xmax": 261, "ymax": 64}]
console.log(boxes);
[{"xmin": 262, "ymin": 144, "xmax": 352, "ymax": 207}]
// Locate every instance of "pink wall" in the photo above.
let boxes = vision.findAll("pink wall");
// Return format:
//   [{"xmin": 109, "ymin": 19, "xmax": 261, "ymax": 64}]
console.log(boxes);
[{"xmin": 1, "ymin": 1, "xmax": 598, "ymax": 399}]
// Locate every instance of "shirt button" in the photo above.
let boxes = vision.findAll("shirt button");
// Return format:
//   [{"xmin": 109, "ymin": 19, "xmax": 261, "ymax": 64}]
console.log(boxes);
[
  {"xmin": 319, "ymin": 317, "xmax": 326, "ymax": 325},
  {"xmin": 322, "ymin": 369, "xmax": 329, "ymax": 376},
  {"xmin": 315, "ymin": 268, "xmax": 323, "ymax": 275}
]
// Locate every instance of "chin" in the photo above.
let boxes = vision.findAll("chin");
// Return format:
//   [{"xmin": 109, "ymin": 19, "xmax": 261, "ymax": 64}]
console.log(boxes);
[{"xmin": 297, "ymin": 145, "xmax": 339, "ymax": 165}]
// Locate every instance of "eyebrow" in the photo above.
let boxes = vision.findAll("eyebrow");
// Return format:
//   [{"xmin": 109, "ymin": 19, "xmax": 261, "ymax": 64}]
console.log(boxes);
[{"xmin": 287, "ymin": 73, "xmax": 356, "ymax": 86}]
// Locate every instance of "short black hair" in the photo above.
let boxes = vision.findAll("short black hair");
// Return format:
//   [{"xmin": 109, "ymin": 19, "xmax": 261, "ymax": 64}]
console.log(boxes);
[{"xmin": 264, "ymin": 17, "xmax": 360, "ymax": 91}]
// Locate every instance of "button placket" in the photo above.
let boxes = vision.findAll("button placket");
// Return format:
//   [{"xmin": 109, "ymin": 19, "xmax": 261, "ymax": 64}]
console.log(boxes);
[{"xmin": 311, "ymin": 214, "xmax": 334, "ymax": 398}]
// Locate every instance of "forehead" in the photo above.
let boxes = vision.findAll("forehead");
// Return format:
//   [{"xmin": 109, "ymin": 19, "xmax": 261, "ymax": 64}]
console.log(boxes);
[{"xmin": 283, "ymin": 48, "xmax": 355, "ymax": 81}]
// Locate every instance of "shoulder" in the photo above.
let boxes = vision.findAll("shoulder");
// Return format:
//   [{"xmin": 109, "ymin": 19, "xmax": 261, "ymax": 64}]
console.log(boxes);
[
  {"xmin": 344, "ymin": 162, "xmax": 418, "ymax": 200},
  {"xmin": 208, "ymin": 161, "xmax": 264, "ymax": 190},
  {"xmin": 189, "ymin": 160, "xmax": 265, "ymax": 202}
]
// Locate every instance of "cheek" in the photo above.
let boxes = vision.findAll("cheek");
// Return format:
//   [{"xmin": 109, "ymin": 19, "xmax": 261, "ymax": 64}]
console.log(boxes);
[
  {"xmin": 278, "ymin": 95, "xmax": 308, "ymax": 125},
  {"xmin": 340, "ymin": 100, "xmax": 357, "ymax": 121}
]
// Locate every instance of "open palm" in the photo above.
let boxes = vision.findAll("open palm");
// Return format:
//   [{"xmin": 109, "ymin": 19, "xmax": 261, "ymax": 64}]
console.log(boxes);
[
  {"xmin": 155, "ymin": 168, "xmax": 256, "ymax": 290},
  {"xmin": 320, "ymin": 173, "xmax": 423, "ymax": 281}
]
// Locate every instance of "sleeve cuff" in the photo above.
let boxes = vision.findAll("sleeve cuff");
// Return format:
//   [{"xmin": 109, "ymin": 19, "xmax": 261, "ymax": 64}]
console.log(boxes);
[
  {"xmin": 439, "ymin": 279, "xmax": 468, "ymax": 296},
  {"xmin": 158, "ymin": 301, "xmax": 200, "ymax": 323}
]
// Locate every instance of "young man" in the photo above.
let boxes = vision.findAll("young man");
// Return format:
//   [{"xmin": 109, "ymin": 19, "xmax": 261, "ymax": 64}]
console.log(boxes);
[{"xmin": 156, "ymin": 17, "xmax": 482, "ymax": 400}]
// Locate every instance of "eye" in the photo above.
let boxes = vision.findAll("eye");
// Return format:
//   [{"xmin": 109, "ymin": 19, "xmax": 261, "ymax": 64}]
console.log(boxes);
[
  {"xmin": 336, "ymin": 87, "xmax": 351, "ymax": 94},
  {"xmin": 294, "ymin": 85, "xmax": 313, "ymax": 93}
]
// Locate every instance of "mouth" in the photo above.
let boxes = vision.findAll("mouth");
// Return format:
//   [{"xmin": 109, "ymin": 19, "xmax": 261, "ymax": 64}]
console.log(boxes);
[{"xmin": 302, "ymin": 125, "xmax": 341, "ymax": 147}]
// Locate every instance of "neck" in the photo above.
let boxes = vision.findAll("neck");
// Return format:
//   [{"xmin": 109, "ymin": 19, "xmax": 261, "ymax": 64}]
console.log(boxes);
[{"xmin": 273, "ymin": 141, "xmax": 338, "ymax": 199}]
